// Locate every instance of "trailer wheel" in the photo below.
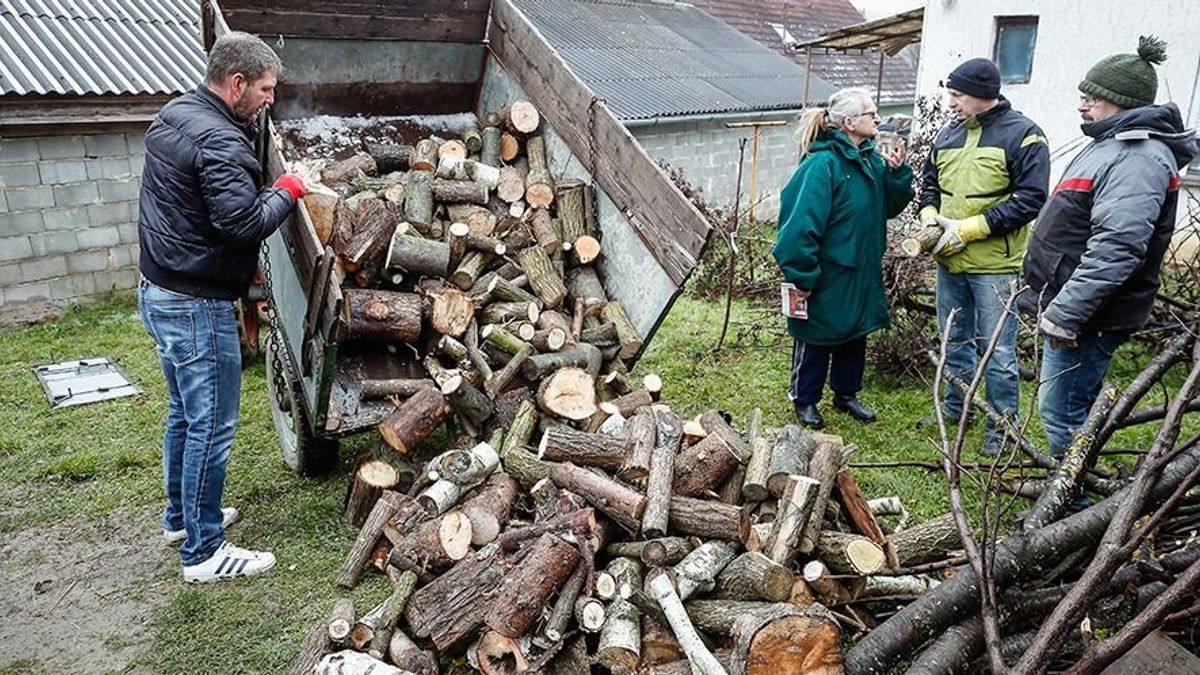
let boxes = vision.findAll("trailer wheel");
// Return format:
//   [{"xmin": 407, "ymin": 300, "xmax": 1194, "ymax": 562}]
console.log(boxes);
[{"xmin": 265, "ymin": 333, "xmax": 339, "ymax": 476}]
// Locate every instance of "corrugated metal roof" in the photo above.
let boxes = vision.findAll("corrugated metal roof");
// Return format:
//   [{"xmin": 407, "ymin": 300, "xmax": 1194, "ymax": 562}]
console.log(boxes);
[
  {"xmin": 514, "ymin": 0, "xmax": 836, "ymax": 121},
  {"xmin": 0, "ymin": 0, "xmax": 205, "ymax": 97}
]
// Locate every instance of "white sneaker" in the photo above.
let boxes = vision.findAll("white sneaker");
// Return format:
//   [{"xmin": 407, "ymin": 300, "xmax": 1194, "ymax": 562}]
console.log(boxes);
[
  {"xmin": 163, "ymin": 507, "xmax": 240, "ymax": 544},
  {"xmin": 182, "ymin": 541, "xmax": 276, "ymax": 583}
]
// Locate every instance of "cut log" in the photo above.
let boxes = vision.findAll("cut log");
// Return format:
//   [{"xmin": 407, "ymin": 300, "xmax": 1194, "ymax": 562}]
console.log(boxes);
[
  {"xmin": 459, "ymin": 472, "xmax": 520, "ymax": 546},
  {"xmin": 328, "ymin": 598, "xmax": 355, "ymax": 644},
  {"xmin": 315, "ymin": 650, "xmax": 404, "ymax": 675},
  {"xmin": 321, "ymin": 153, "xmax": 376, "ymax": 185},
  {"xmin": 286, "ymin": 616, "xmax": 332, "ymax": 675},
  {"xmin": 424, "ymin": 284, "xmax": 474, "ymax": 339},
  {"xmin": 377, "ymin": 388, "xmax": 449, "ymax": 454},
  {"xmin": 885, "ymin": 513, "xmax": 962, "ymax": 567},
  {"xmin": 835, "ymin": 470, "xmax": 896, "ymax": 567},
  {"xmin": 482, "ymin": 323, "xmax": 531, "ymax": 356},
  {"xmin": 344, "ymin": 459, "xmax": 400, "ymax": 527},
  {"xmin": 598, "ymin": 598, "xmax": 641, "ymax": 673},
  {"xmin": 556, "ymin": 180, "xmax": 587, "ymax": 242},
  {"xmin": 497, "ymin": 165, "xmax": 524, "ymax": 202},
  {"xmin": 337, "ymin": 490, "xmax": 401, "ymax": 588},
  {"xmin": 642, "ymin": 536, "xmax": 699, "ymax": 567},
  {"xmin": 815, "ymin": 530, "xmax": 886, "ymax": 575},
  {"xmin": 404, "ymin": 547, "xmax": 509, "ymax": 652},
  {"xmin": 485, "ymin": 533, "xmax": 581, "ymax": 638},
  {"xmin": 517, "ymin": 245, "xmax": 567, "ymax": 310},
  {"xmin": 404, "ymin": 170, "xmax": 434, "ymax": 226},
  {"xmin": 576, "ymin": 596, "xmax": 607, "ymax": 632},
  {"xmin": 481, "ymin": 125, "xmax": 502, "ymax": 167},
  {"xmin": 648, "ymin": 574, "xmax": 730, "ymax": 675},
  {"xmin": 536, "ymin": 561, "xmax": 586, "ymax": 646},
  {"xmin": 642, "ymin": 618, "xmax": 685, "ymax": 666},
  {"xmin": 498, "ymin": 133, "xmax": 520, "ymax": 163},
  {"xmin": 411, "ymin": 139, "xmax": 438, "ymax": 171},
  {"xmin": 673, "ymin": 431, "xmax": 738, "ymax": 497},
  {"xmin": 367, "ymin": 569, "xmax": 418, "ymax": 658},
  {"xmin": 360, "ymin": 378, "xmax": 434, "ymax": 401},
  {"xmin": 449, "ymin": 203, "xmax": 498, "ymax": 236},
  {"xmin": 530, "ymin": 327, "xmax": 568, "ymax": 353},
  {"xmin": 550, "ymin": 462, "xmax": 646, "ymax": 532},
  {"xmin": 438, "ymin": 441, "xmax": 501, "ymax": 486},
  {"xmin": 417, "ymin": 479, "xmax": 462, "ymax": 515},
  {"xmin": 391, "ymin": 509, "xmax": 473, "ymax": 571},
  {"xmin": 538, "ymin": 424, "xmax": 627, "ymax": 470},
  {"xmin": 730, "ymin": 604, "xmax": 843, "ymax": 675},
  {"xmin": 767, "ymin": 425, "xmax": 816, "ymax": 497},
  {"xmin": 537, "ymin": 367, "xmax": 597, "ymax": 421},
  {"xmin": 619, "ymin": 408, "xmax": 656, "ymax": 483},
  {"xmin": 343, "ymin": 288, "xmax": 422, "ymax": 344},
  {"xmin": 524, "ymin": 135, "xmax": 554, "ymax": 209},
  {"xmin": 655, "ymin": 541, "xmax": 737, "ymax": 601},
  {"xmin": 856, "ymin": 574, "xmax": 940, "ymax": 598},
  {"xmin": 802, "ymin": 560, "xmax": 851, "ymax": 606},
  {"xmin": 438, "ymin": 138, "xmax": 467, "ymax": 162},
  {"xmin": 501, "ymin": 101, "xmax": 541, "ymax": 134},
  {"xmin": 642, "ymin": 405, "xmax": 681, "ymax": 538},
  {"xmin": 797, "ymin": 441, "xmax": 842, "ymax": 555},
  {"xmin": 685, "ymin": 599, "xmax": 773, "ymax": 636},
  {"xmin": 764, "ymin": 475, "xmax": 821, "ymax": 567},
  {"xmin": 433, "ymin": 178, "xmax": 489, "ymax": 206},
  {"xmin": 742, "ymin": 428, "xmax": 776, "ymax": 503},
  {"xmin": 600, "ymin": 302, "xmax": 642, "ymax": 360},
  {"xmin": 387, "ymin": 630, "xmax": 436, "ymax": 675},
  {"xmin": 475, "ymin": 629, "xmax": 529, "ymax": 675},
  {"xmin": 302, "ymin": 184, "xmax": 341, "ymax": 247},
  {"xmin": 451, "ymin": 250, "xmax": 493, "ymax": 290},
  {"xmin": 498, "ymin": 508, "xmax": 595, "ymax": 553},
  {"xmin": 715, "ymin": 551, "xmax": 794, "ymax": 603},
  {"xmin": 442, "ymin": 375, "xmax": 494, "ymax": 432},
  {"xmin": 366, "ymin": 142, "xmax": 413, "ymax": 173},
  {"xmin": 898, "ymin": 224, "xmax": 943, "ymax": 257},
  {"xmin": 601, "ymin": 389, "xmax": 654, "ymax": 419},
  {"xmin": 523, "ymin": 343, "xmax": 602, "ymax": 381},
  {"xmin": 342, "ymin": 198, "xmax": 398, "ymax": 279},
  {"xmin": 486, "ymin": 343, "xmax": 533, "ymax": 399},
  {"xmin": 447, "ymin": 221, "xmax": 469, "ymax": 272},
  {"xmin": 668, "ymin": 496, "xmax": 750, "ymax": 544}
]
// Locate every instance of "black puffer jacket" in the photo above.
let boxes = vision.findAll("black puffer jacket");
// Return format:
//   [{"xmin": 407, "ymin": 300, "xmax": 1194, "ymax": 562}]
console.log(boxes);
[
  {"xmin": 1019, "ymin": 103, "xmax": 1198, "ymax": 333},
  {"xmin": 138, "ymin": 86, "xmax": 294, "ymax": 300}
]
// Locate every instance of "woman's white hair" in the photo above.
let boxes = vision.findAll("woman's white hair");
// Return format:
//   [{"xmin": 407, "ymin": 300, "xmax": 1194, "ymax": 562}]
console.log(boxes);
[{"xmin": 795, "ymin": 87, "xmax": 876, "ymax": 156}]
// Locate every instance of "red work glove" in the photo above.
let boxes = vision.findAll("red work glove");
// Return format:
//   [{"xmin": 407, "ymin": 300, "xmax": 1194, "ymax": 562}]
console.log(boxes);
[{"xmin": 273, "ymin": 173, "xmax": 307, "ymax": 201}]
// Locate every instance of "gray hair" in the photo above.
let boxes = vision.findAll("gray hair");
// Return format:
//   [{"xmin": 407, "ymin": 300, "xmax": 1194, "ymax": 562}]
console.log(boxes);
[
  {"xmin": 205, "ymin": 31, "xmax": 282, "ymax": 85},
  {"xmin": 796, "ymin": 87, "xmax": 875, "ymax": 156}
]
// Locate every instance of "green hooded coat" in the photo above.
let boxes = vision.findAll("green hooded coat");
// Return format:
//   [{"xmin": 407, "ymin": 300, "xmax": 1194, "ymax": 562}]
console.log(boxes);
[{"xmin": 772, "ymin": 130, "xmax": 915, "ymax": 346}]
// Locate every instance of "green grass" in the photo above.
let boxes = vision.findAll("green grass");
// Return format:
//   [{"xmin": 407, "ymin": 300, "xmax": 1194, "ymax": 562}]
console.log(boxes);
[{"xmin": 0, "ymin": 292, "xmax": 1194, "ymax": 673}]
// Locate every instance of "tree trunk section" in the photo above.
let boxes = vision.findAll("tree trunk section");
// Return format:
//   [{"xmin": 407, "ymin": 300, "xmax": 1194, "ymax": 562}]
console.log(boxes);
[
  {"xmin": 798, "ymin": 441, "xmax": 842, "ymax": 555},
  {"xmin": 366, "ymin": 143, "xmax": 412, "ymax": 173},
  {"xmin": 668, "ymin": 496, "xmax": 750, "ymax": 544},
  {"xmin": 404, "ymin": 547, "xmax": 508, "ymax": 652},
  {"xmin": 642, "ymin": 408, "xmax": 679, "ymax": 538},
  {"xmin": 377, "ymin": 388, "xmax": 449, "ymax": 454},
  {"xmin": 337, "ymin": 491, "xmax": 401, "ymax": 588},
  {"xmin": 538, "ymin": 424, "xmax": 628, "ymax": 470},
  {"xmin": 620, "ymin": 408, "xmax": 656, "ymax": 483},
  {"xmin": 387, "ymin": 229, "xmax": 450, "ymax": 278},
  {"xmin": 404, "ymin": 170, "xmax": 434, "ymax": 226},
  {"xmin": 765, "ymin": 475, "xmax": 822, "ymax": 567},
  {"xmin": 815, "ymin": 530, "xmax": 886, "ymax": 575},
  {"xmin": 344, "ymin": 288, "xmax": 422, "ymax": 344},
  {"xmin": 321, "ymin": 153, "xmax": 377, "ymax": 185},
  {"xmin": 767, "ymin": 425, "xmax": 816, "ymax": 497},
  {"xmin": 442, "ymin": 375, "xmax": 493, "ymax": 432},
  {"xmin": 715, "ymin": 551, "xmax": 795, "ymax": 602},
  {"xmin": 673, "ymin": 432, "xmax": 738, "ymax": 497},
  {"xmin": 485, "ymin": 533, "xmax": 581, "ymax": 638},
  {"xmin": 344, "ymin": 459, "xmax": 400, "ymax": 527},
  {"xmin": 550, "ymin": 462, "xmax": 646, "ymax": 532},
  {"xmin": 598, "ymin": 598, "xmax": 641, "ymax": 673},
  {"xmin": 387, "ymin": 629, "xmax": 436, "ymax": 675},
  {"xmin": 524, "ymin": 135, "xmax": 554, "ymax": 208},
  {"xmin": 536, "ymin": 367, "xmax": 597, "ymax": 421},
  {"xmin": 517, "ymin": 245, "xmax": 567, "ymax": 310},
  {"xmin": 885, "ymin": 513, "xmax": 962, "ymax": 567},
  {"xmin": 685, "ymin": 599, "xmax": 773, "ymax": 636},
  {"xmin": 731, "ymin": 604, "xmax": 843, "ymax": 675},
  {"xmin": 601, "ymin": 302, "xmax": 642, "ymax": 360}
]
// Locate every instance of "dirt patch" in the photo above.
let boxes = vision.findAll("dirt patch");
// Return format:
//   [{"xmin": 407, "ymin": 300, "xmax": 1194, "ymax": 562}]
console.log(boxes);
[{"xmin": 0, "ymin": 504, "xmax": 172, "ymax": 673}]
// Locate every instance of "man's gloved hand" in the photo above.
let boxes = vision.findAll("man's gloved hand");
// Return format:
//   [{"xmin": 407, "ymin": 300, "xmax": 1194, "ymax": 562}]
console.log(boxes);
[
  {"xmin": 933, "ymin": 214, "xmax": 990, "ymax": 257},
  {"xmin": 274, "ymin": 173, "xmax": 307, "ymax": 201},
  {"xmin": 1040, "ymin": 315, "xmax": 1078, "ymax": 348},
  {"xmin": 919, "ymin": 205, "xmax": 939, "ymax": 228}
]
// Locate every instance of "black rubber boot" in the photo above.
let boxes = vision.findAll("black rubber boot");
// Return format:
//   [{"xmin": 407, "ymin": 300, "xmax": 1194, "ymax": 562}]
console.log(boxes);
[
  {"xmin": 794, "ymin": 403, "xmax": 824, "ymax": 429},
  {"xmin": 833, "ymin": 395, "xmax": 877, "ymax": 423}
]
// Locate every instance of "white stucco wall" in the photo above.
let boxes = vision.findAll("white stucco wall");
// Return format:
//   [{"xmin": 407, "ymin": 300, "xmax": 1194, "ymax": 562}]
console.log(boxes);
[{"xmin": 917, "ymin": 0, "xmax": 1200, "ymax": 182}]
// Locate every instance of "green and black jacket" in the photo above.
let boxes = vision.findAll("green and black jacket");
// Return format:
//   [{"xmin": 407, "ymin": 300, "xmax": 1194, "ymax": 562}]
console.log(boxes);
[{"xmin": 919, "ymin": 97, "xmax": 1050, "ymax": 274}]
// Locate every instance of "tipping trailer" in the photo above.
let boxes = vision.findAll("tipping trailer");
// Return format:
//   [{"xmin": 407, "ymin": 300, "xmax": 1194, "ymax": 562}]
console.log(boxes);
[{"xmin": 201, "ymin": 0, "xmax": 713, "ymax": 474}]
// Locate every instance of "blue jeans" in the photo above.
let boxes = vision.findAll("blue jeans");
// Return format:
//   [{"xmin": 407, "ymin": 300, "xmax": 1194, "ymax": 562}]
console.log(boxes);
[
  {"xmin": 138, "ymin": 278, "xmax": 242, "ymax": 565},
  {"xmin": 1039, "ymin": 331, "xmax": 1125, "ymax": 458},
  {"xmin": 789, "ymin": 337, "xmax": 866, "ymax": 406},
  {"xmin": 936, "ymin": 268, "xmax": 1020, "ymax": 437}
]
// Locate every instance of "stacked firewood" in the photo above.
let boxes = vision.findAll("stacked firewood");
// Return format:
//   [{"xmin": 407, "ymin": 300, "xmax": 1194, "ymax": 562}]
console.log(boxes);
[{"xmin": 288, "ymin": 384, "xmax": 964, "ymax": 675}]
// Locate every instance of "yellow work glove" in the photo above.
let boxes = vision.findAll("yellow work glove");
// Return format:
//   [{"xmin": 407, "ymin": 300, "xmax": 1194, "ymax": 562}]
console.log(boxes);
[
  {"xmin": 933, "ymin": 214, "xmax": 990, "ymax": 257},
  {"xmin": 919, "ymin": 205, "xmax": 940, "ymax": 228}
]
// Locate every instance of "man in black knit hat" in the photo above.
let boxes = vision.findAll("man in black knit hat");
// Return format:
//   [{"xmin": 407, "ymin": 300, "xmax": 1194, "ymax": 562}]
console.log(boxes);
[
  {"xmin": 1020, "ymin": 37, "xmax": 1197, "ymax": 461},
  {"xmin": 918, "ymin": 58, "xmax": 1050, "ymax": 456}
]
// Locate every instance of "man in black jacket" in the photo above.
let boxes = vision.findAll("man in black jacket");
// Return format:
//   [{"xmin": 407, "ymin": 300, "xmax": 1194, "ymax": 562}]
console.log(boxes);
[
  {"xmin": 138, "ymin": 31, "xmax": 306, "ymax": 582},
  {"xmin": 1020, "ymin": 37, "xmax": 1197, "ymax": 459}
]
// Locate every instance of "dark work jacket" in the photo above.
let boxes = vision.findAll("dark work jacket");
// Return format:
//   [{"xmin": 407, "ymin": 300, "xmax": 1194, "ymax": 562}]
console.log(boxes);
[
  {"xmin": 1019, "ymin": 103, "xmax": 1198, "ymax": 333},
  {"xmin": 138, "ymin": 86, "xmax": 294, "ymax": 300}
]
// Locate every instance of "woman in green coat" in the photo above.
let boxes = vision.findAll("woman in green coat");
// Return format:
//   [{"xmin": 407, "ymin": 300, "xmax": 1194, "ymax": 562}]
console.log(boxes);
[{"xmin": 773, "ymin": 87, "xmax": 915, "ymax": 428}]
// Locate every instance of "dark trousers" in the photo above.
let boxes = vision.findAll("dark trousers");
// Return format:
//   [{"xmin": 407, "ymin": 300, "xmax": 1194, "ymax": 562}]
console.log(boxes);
[{"xmin": 789, "ymin": 336, "xmax": 867, "ymax": 406}]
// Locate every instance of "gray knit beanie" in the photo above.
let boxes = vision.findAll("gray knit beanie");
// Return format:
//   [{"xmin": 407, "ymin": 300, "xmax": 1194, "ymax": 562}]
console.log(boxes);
[{"xmin": 1079, "ymin": 36, "xmax": 1166, "ymax": 109}]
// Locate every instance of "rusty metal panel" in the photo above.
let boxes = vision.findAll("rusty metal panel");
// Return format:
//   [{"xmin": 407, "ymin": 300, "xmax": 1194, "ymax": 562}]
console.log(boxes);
[{"xmin": 213, "ymin": 0, "xmax": 490, "ymax": 42}]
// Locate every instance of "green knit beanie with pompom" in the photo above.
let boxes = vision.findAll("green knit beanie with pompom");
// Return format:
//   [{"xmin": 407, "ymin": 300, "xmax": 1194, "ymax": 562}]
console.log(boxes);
[{"xmin": 1079, "ymin": 36, "xmax": 1167, "ymax": 109}]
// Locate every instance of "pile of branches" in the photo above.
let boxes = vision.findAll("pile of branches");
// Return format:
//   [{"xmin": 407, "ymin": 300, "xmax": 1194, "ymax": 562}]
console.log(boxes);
[{"xmin": 844, "ymin": 300, "xmax": 1200, "ymax": 674}]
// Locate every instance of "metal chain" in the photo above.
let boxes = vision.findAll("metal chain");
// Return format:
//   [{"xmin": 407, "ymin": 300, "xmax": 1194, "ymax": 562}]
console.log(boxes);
[
  {"xmin": 259, "ymin": 239, "xmax": 289, "ymax": 411},
  {"xmin": 586, "ymin": 96, "xmax": 602, "ymax": 229}
]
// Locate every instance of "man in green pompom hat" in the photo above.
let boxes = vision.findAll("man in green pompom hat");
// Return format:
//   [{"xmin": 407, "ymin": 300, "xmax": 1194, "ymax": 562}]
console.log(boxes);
[{"xmin": 1020, "ymin": 36, "xmax": 1198, "ymax": 465}]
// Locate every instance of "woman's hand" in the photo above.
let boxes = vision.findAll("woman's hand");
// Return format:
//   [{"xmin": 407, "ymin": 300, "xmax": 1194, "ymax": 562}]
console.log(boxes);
[{"xmin": 882, "ymin": 141, "xmax": 906, "ymax": 169}]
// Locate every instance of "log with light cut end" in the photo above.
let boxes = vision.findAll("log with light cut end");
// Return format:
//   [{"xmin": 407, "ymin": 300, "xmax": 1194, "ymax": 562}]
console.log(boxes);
[
  {"xmin": 343, "ymin": 288, "xmax": 422, "ymax": 343},
  {"xmin": 467, "ymin": 160, "xmax": 500, "ymax": 190},
  {"xmin": 672, "ymin": 431, "xmax": 738, "ymax": 497},
  {"xmin": 366, "ymin": 142, "xmax": 413, "ymax": 173},
  {"xmin": 885, "ymin": 513, "xmax": 962, "ymax": 567},
  {"xmin": 668, "ymin": 497, "xmax": 750, "ymax": 544},
  {"xmin": 535, "ymin": 561, "xmax": 586, "ymax": 647},
  {"xmin": 344, "ymin": 459, "xmax": 400, "ymax": 527},
  {"xmin": 502, "ymin": 100, "xmax": 541, "ymax": 134},
  {"xmin": 451, "ymin": 250, "xmax": 492, "ymax": 290},
  {"xmin": 447, "ymin": 221, "xmax": 469, "ymax": 272},
  {"xmin": 550, "ymin": 462, "xmax": 646, "ymax": 532},
  {"xmin": 643, "ymin": 373, "xmax": 664, "ymax": 400},
  {"xmin": 730, "ymin": 604, "xmax": 843, "ymax": 675},
  {"xmin": 601, "ymin": 301, "xmax": 642, "ymax": 360},
  {"xmin": 437, "ymin": 154, "xmax": 469, "ymax": 181},
  {"xmin": 481, "ymin": 125, "xmax": 502, "ymax": 166},
  {"xmin": 433, "ymin": 178, "xmax": 488, "ymax": 205},
  {"xmin": 765, "ymin": 475, "xmax": 821, "ymax": 567},
  {"xmin": 608, "ymin": 555, "xmax": 644, "ymax": 600},
  {"xmin": 620, "ymin": 408, "xmax": 656, "ymax": 483},
  {"xmin": 802, "ymin": 560, "xmax": 851, "ymax": 606},
  {"xmin": 898, "ymin": 224, "xmax": 943, "ymax": 257},
  {"xmin": 497, "ymin": 166, "xmax": 524, "ymax": 202},
  {"xmin": 485, "ymin": 533, "xmax": 581, "ymax": 638},
  {"xmin": 556, "ymin": 179, "xmax": 588, "ymax": 242},
  {"xmin": 538, "ymin": 424, "xmax": 627, "ymax": 470},
  {"xmin": 531, "ymin": 327, "xmax": 568, "ymax": 353},
  {"xmin": 524, "ymin": 135, "xmax": 554, "ymax": 208},
  {"xmin": 475, "ymin": 629, "xmax": 529, "ymax": 675},
  {"xmin": 565, "ymin": 263, "xmax": 607, "ymax": 316},
  {"xmin": 857, "ymin": 574, "xmax": 940, "ymax": 598},
  {"xmin": 360, "ymin": 379, "xmax": 434, "ymax": 402},
  {"xmin": 766, "ymin": 425, "xmax": 816, "ymax": 497},
  {"xmin": 602, "ymin": 389, "xmax": 654, "ymax": 419},
  {"xmin": 642, "ymin": 536, "xmax": 699, "ymax": 567},
  {"xmin": 537, "ymin": 367, "xmax": 597, "ymax": 421},
  {"xmin": 684, "ymin": 599, "xmax": 773, "ymax": 636},
  {"xmin": 576, "ymin": 596, "xmax": 607, "ymax": 632},
  {"xmin": 482, "ymin": 323, "xmax": 531, "ymax": 355},
  {"xmin": 480, "ymin": 301, "xmax": 539, "ymax": 326},
  {"xmin": 790, "ymin": 578, "xmax": 816, "ymax": 606},
  {"xmin": 315, "ymin": 650, "xmax": 405, "ymax": 675},
  {"xmin": 522, "ymin": 342, "xmax": 602, "ymax": 381},
  {"xmin": 681, "ymin": 419, "xmax": 707, "ymax": 444},
  {"xmin": 387, "ymin": 629, "xmax": 436, "ymax": 675},
  {"xmin": 487, "ymin": 274, "xmax": 539, "ymax": 306},
  {"xmin": 377, "ymin": 388, "xmax": 449, "ymax": 454},
  {"xmin": 660, "ymin": 540, "xmax": 737, "ymax": 601},
  {"xmin": 715, "ymin": 551, "xmax": 795, "ymax": 603},
  {"xmin": 797, "ymin": 441, "xmax": 842, "ymax": 555},
  {"xmin": 417, "ymin": 479, "xmax": 460, "ymax": 516},
  {"xmin": 303, "ymin": 184, "xmax": 340, "ymax": 247},
  {"xmin": 442, "ymin": 375, "xmax": 493, "ymax": 433},
  {"xmin": 449, "ymin": 203, "xmax": 497, "ymax": 236},
  {"xmin": 425, "ymin": 284, "xmax": 474, "ymax": 339},
  {"xmin": 438, "ymin": 138, "xmax": 467, "ymax": 162},
  {"xmin": 567, "ymin": 234, "xmax": 601, "ymax": 267},
  {"xmin": 835, "ymin": 470, "xmax": 895, "ymax": 566},
  {"xmin": 642, "ymin": 405, "xmax": 680, "ymax": 538},
  {"xmin": 598, "ymin": 598, "xmax": 642, "ymax": 673},
  {"xmin": 742, "ymin": 428, "xmax": 776, "ymax": 503},
  {"xmin": 517, "ymin": 245, "xmax": 567, "ymax": 310},
  {"xmin": 460, "ymin": 472, "xmax": 520, "ymax": 546},
  {"xmin": 815, "ymin": 530, "xmax": 886, "ymax": 575},
  {"xmin": 321, "ymin": 152, "xmax": 377, "ymax": 185},
  {"xmin": 438, "ymin": 441, "xmax": 500, "ymax": 486},
  {"xmin": 342, "ymin": 198, "xmax": 398, "ymax": 278},
  {"xmin": 391, "ymin": 509, "xmax": 473, "ymax": 571}
]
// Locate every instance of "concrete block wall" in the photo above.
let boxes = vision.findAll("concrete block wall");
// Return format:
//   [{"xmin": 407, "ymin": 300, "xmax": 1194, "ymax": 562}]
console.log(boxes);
[
  {"xmin": 632, "ymin": 118, "xmax": 800, "ymax": 222},
  {"xmin": 0, "ymin": 132, "xmax": 144, "ymax": 311}
]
